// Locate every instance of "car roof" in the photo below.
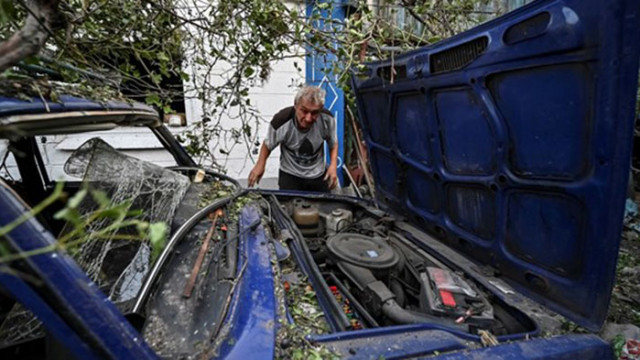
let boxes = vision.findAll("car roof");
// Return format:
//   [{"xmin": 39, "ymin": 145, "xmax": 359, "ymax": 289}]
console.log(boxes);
[{"xmin": 0, "ymin": 94, "xmax": 160, "ymax": 139}]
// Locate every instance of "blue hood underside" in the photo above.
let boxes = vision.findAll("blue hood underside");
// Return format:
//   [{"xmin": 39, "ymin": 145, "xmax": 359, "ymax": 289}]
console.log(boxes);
[{"xmin": 353, "ymin": 0, "xmax": 640, "ymax": 331}]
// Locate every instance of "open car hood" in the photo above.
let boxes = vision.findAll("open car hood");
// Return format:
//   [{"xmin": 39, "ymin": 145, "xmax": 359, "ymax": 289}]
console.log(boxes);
[{"xmin": 352, "ymin": 0, "xmax": 640, "ymax": 331}]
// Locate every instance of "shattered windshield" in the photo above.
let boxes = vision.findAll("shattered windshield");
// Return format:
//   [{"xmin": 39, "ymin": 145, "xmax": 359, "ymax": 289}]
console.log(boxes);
[
  {"xmin": 0, "ymin": 138, "xmax": 191, "ymax": 345},
  {"xmin": 0, "ymin": 139, "xmax": 19, "ymax": 182}
]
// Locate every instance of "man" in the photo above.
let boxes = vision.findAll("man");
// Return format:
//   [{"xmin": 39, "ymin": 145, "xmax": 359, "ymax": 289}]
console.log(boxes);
[{"xmin": 247, "ymin": 86, "xmax": 338, "ymax": 192}]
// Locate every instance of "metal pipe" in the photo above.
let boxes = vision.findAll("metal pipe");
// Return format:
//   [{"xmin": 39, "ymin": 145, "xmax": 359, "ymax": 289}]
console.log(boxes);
[{"xmin": 342, "ymin": 163, "xmax": 363, "ymax": 197}]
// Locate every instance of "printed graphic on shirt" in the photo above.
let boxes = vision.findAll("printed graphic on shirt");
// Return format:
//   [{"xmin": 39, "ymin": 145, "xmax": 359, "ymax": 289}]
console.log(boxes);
[{"xmin": 294, "ymin": 138, "xmax": 321, "ymax": 166}]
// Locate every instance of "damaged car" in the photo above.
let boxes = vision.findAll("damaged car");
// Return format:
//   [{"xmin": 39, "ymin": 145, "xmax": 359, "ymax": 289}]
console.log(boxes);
[{"xmin": 1, "ymin": 0, "xmax": 640, "ymax": 358}]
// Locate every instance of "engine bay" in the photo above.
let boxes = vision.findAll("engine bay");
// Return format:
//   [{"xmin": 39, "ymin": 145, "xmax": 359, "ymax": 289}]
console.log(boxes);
[{"xmin": 268, "ymin": 196, "xmax": 536, "ymax": 337}]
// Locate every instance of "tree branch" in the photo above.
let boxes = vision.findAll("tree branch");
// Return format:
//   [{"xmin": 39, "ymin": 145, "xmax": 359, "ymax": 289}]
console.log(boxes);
[
  {"xmin": 399, "ymin": 0, "xmax": 437, "ymax": 36},
  {"xmin": 0, "ymin": 0, "xmax": 63, "ymax": 73}
]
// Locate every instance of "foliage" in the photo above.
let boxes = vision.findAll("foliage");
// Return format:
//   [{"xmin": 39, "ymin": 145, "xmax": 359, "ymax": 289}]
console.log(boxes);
[
  {"xmin": 612, "ymin": 334, "xmax": 626, "ymax": 359},
  {"xmin": 273, "ymin": 235, "xmax": 336, "ymax": 359},
  {"xmin": 0, "ymin": 0, "xmax": 513, "ymax": 171},
  {"xmin": 0, "ymin": 182, "xmax": 168, "ymax": 264}
]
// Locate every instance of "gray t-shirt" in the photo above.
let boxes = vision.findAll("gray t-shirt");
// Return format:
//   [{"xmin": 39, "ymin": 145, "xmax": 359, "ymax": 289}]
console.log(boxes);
[{"xmin": 264, "ymin": 106, "xmax": 337, "ymax": 179}]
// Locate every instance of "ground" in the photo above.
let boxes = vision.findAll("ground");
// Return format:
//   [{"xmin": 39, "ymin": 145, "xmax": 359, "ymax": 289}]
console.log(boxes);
[
  {"xmin": 597, "ymin": 198, "xmax": 640, "ymax": 359},
  {"xmin": 609, "ymin": 233, "xmax": 640, "ymax": 327}
]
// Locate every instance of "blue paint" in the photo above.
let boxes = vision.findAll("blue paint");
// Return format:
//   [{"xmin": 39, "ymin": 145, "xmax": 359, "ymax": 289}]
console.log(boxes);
[
  {"xmin": 306, "ymin": 0, "xmax": 346, "ymax": 185},
  {"xmin": 436, "ymin": 89, "xmax": 497, "ymax": 175},
  {"xmin": 0, "ymin": 185, "xmax": 158, "ymax": 359},
  {"xmin": 312, "ymin": 326, "xmax": 606, "ymax": 359},
  {"xmin": 316, "ymin": 329, "xmax": 466, "ymax": 359},
  {"xmin": 395, "ymin": 93, "xmax": 432, "ymax": 165},
  {"xmin": 0, "ymin": 94, "xmax": 156, "ymax": 117},
  {"xmin": 0, "ymin": 269, "xmax": 101, "ymax": 359},
  {"xmin": 432, "ymin": 334, "xmax": 612, "ymax": 360},
  {"xmin": 215, "ymin": 206, "xmax": 277, "ymax": 359},
  {"xmin": 310, "ymin": 319, "xmax": 538, "ymax": 345},
  {"xmin": 490, "ymin": 65, "xmax": 590, "ymax": 178},
  {"xmin": 351, "ymin": 0, "xmax": 640, "ymax": 331}
]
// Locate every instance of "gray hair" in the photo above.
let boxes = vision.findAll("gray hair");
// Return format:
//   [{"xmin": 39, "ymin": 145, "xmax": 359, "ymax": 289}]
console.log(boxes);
[{"xmin": 294, "ymin": 86, "xmax": 326, "ymax": 106}]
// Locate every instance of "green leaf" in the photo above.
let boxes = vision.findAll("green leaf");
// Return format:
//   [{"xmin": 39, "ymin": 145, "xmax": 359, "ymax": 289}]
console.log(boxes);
[
  {"xmin": 149, "ymin": 222, "xmax": 167, "ymax": 262},
  {"xmin": 179, "ymin": 71, "xmax": 191, "ymax": 82},
  {"xmin": 612, "ymin": 334, "xmax": 626, "ymax": 359},
  {"xmin": 150, "ymin": 73, "xmax": 162, "ymax": 85},
  {"xmin": 127, "ymin": 209, "xmax": 144, "ymax": 217},
  {"xmin": 145, "ymin": 94, "xmax": 161, "ymax": 107},
  {"xmin": 0, "ymin": 242, "xmax": 12, "ymax": 258},
  {"xmin": 91, "ymin": 190, "xmax": 111, "ymax": 208},
  {"xmin": 67, "ymin": 188, "xmax": 88, "ymax": 209},
  {"xmin": 53, "ymin": 208, "xmax": 84, "ymax": 228},
  {"xmin": 0, "ymin": 0, "xmax": 16, "ymax": 25},
  {"xmin": 157, "ymin": 52, "xmax": 170, "ymax": 62},
  {"xmin": 23, "ymin": 56, "xmax": 40, "ymax": 66},
  {"xmin": 97, "ymin": 201, "xmax": 131, "ymax": 221},
  {"xmin": 136, "ymin": 222, "xmax": 149, "ymax": 235},
  {"xmin": 243, "ymin": 67, "xmax": 254, "ymax": 77}
]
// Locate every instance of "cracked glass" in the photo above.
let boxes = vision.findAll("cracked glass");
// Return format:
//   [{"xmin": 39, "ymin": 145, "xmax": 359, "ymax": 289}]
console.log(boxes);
[{"xmin": 0, "ymin": 138, "xmax": 191, "ymax": 345}]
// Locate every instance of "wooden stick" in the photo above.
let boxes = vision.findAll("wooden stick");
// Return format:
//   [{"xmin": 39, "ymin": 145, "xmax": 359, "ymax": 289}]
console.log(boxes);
[
  {"xmin": 346, "ymin": 106, "xmax": 376, "ymax": 199},
  {"xmin": 183, "ymin": 209, "xmax": 223, "ymax": 298}
]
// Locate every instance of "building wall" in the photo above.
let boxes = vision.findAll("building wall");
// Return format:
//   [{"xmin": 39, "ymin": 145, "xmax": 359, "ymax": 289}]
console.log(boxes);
[
  {"xmin": 181, "ymin": 1, "xmax": 306, "ymax": 185},
  {"xmin": 0, "ymin": 128, "xmax": 179, "ymax": 182},
  {"xmin": 183, "ymin": 55, "xmax": 305, "ymax": 183}
]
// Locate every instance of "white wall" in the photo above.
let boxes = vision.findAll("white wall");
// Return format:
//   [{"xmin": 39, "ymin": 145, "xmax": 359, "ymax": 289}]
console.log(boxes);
[
  {"xmin": 181, "ymin": 1, "xmax": 306, "ymax": 184},
  {"xmin": 0, "ymin": 129, "xmax": 179, "ymax": 182}
]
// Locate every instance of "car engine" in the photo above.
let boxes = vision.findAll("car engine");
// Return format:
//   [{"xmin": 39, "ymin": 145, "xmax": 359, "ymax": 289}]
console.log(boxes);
[{"xmin": 273, "ymin": 197, "xmax": 532, "ymax": 335}]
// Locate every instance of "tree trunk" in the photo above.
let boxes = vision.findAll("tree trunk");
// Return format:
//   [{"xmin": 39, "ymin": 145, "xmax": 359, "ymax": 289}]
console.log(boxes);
[{"xmin": 0, "ymin": 0, "xmax": 63, "ymax": 73}]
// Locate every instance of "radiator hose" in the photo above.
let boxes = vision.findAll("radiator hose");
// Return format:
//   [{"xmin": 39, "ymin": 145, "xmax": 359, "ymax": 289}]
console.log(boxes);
[{"xmin": 382, "ymin": 300, "xmax": 468, "ymax": 331}]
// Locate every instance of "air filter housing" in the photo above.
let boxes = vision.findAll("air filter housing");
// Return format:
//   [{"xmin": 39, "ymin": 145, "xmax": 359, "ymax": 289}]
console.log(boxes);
[{"xmin": 326, "ymin": 233, "xmax": 399, "ymax": 269}]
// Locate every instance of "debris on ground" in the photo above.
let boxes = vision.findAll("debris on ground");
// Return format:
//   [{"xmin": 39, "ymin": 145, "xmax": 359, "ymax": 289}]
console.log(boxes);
[
  {"xmin": 0, "ymin": 73, "xmax": 128, "ymax": 105},
  {"xmin": 602, "ymin": 197, "xmax": 640, "ymax": 359},
  {"xmin": 609, "ymin": 198, "xmax": 640, "ymax": 328},
  {"xmin": 602, "ymin": 323, "xmax": 640, "ymax": 343},
  {"xmin": 617, "ymin": 338, "xmax": 640, "ymax": 360},
  {"xmin": 198, "ymin": 181, "xmax": 235, "ymax": 208},
  {"xmin": 478, "ymin": 329, "xmax": 499, "ymax": 347},
  {"xmin": 270, "ymin": 231, "xmax": 337, "ymax": 360}
]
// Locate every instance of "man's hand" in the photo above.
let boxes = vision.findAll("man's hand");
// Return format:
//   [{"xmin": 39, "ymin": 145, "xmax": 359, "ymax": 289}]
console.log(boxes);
[
  {"xmin": 248, "ymin": 163, "xmax": 265, "ymax": 187},
  {"xmin": 324, "ymin": 164, "xmax": 338, "ymax": 189},
  {"xmin": 248, "ymin": 143, "xmax": 271, "ymax": 187},
  {"xmin": 324, "ymin": 142, "xmax": 339, "ymax": 190}
]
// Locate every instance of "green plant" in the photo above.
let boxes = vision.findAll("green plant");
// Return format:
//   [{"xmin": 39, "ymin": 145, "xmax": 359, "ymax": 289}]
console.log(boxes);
[
  {"xmin": 0, "ymin": 0, "xmax": 512, "ymax": 171},
  {"xmin": 0, "ymin": 182, "xmax": 168, "ymax": 264}
]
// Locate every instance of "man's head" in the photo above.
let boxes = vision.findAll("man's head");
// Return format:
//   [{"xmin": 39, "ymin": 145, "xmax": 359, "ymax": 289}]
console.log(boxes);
[{"xmin": 294, "ymin": 86, "xmax": 326, "ymax": 130}]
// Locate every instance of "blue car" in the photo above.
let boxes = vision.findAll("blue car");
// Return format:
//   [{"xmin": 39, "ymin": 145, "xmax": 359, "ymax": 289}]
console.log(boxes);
[{"xmin": 1, "ymin": 0, "xmax": 639, "ymax": 358}]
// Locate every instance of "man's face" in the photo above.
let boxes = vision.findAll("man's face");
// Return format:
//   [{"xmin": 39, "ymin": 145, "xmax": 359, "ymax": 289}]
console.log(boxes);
[{"xmin": 295, "ymin": 98, "xmax": 323, "ymax": 130}]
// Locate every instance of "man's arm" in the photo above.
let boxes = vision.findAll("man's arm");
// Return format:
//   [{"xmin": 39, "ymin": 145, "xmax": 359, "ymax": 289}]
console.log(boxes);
[
  {"xmin": 248, "ymin": 142, "xmax": 271, "ymax": 187},
  {"xmin": 324, "ymin": 141, "xmax": 339, "ymax": 189}
]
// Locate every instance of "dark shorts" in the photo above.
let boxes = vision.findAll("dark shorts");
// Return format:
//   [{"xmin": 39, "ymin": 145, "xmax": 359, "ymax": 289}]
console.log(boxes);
[{"xmin": 278, "ymin": 170, "xmax": 329, "ymax": 193}]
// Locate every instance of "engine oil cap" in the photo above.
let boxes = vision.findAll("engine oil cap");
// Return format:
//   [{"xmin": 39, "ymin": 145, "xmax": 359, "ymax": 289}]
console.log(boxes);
[{"xmin": 326, "ymin": 233, "xmax": 399, "ymax": 269}]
